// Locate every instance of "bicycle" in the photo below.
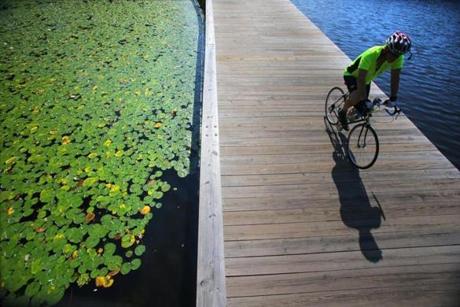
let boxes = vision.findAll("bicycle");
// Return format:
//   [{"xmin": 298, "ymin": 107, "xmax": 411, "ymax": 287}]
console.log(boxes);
[{"xmin": 325, "ymin": 86, "xmax": 401, "ymax": 169}]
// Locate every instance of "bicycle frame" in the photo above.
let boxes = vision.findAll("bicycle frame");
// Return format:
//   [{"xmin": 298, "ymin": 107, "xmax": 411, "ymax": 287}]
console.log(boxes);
[
  {"xmin": 354, "ymin": 122, "xmax": 371, "ymax": 148},
  {"xmin": 325, "ymin": 86, "xmax": 400, "ymax": 169}
]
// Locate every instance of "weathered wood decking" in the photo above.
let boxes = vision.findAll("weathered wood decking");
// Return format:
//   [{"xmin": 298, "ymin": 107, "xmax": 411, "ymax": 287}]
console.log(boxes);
[
  {"xmin": 198, "ymin": 0, "xmax": 460, "ymax": 306},
  {"xmin": 209, "ymin": 0, "xmax": 460, "ymax": 306}
]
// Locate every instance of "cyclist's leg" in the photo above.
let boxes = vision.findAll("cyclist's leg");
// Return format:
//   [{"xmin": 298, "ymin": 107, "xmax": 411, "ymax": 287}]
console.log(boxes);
[
  {"xmin": 342, "ymin": 76, "xmax": 357, "ymax": 113},
  {"xmin": 340, "ymin": 77, "xmax": 370, "ymax": 129},
  {"xmin": 338, "ymin": 76, "xmax": 357, "ymax": 129},
  {"xmin": 344, "ymin": 75, "xmax": 357, "ymax": 94},
  {"xmin": 343, "ymin": 76, "xmax": 370, "ymax": 113}
]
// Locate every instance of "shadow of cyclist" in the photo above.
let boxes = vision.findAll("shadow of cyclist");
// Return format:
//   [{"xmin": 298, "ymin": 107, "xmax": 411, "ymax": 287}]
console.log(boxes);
[{"xmin": 324, "ymin": 117, "xmax": 383, "ymax": 263}]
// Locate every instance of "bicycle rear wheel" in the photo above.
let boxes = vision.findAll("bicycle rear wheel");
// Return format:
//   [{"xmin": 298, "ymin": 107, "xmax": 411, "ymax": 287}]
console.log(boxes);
[
  {"xmin": 325, "ymin": 87, "xmax": 345, "ymax": 125},
  {"xmin": 347, "ymin": 123, "xmax": 379, "ymax": 169}
]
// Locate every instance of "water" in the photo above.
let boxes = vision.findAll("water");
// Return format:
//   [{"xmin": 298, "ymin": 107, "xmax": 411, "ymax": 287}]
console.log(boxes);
[{"xmin": 291, "ymin": 0, "xmax": 460, "ymax": 169}]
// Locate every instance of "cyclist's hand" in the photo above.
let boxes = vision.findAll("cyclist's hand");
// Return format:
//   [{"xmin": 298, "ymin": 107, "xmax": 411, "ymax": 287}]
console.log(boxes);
[
  {"xmin": 383, "ymin": 99, "xmax": 401, "ymax": 116},
  {"xmin": 383, "ymin": 99, "xmax": 396, "ymax": 108}
]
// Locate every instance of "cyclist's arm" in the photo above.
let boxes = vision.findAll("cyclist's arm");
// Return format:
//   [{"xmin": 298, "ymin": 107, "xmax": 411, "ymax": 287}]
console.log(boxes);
[
  {"xmin": 390, "ymin": 69, "xmax": 401, "ymax": 99},
  {"xmin": 349, "ymin": 69, "xmax": 368, "ymax": 105}
]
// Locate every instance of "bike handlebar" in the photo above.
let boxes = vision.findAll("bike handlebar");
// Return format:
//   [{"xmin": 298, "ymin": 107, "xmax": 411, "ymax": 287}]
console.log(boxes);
[
  {"xmin": 373, "ymin": 98, "xmax": 401, "ymax": 118},
  {"xmin": 383, "ymin": 99, "xmax": 401, "ymax": 117}
]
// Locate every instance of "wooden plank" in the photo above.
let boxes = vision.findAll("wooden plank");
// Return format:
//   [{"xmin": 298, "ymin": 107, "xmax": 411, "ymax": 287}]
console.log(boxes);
[
  {"xmin": 227, "ymin": 287, "xmax": 458, "ymax": 307},
  {"xmin": 221, "ymin": 159, "xmax": 454, "ymax": 175},
  {"xmin": 222, "ymin": 168, "xmax": 460, "ymax": 187},
  {"xmin": 226, "ymin": 263, "xmax": 460, "ymax": 297},
  {"xmin": 223, "ymin": 200, "xmax": 460, "ymax": 226},
  {"xmin": 224, "ymin": 230, "xmax": 460, "ymax": 258},
  {"xmin": 221, "ymin": 179, "xmax": 460, "ymax": 200},
  {"xmin": 219, "ymin": 134, "xmax": 434, "ymax": 146},
  {"xmin": 223, "ymin": 215, "xmax": 460, "ymax": 241},
  {"xmin": 222, "ymin": 189, "xmax": 460, "ymax": 212},
  {"xmin": 196, "ymin": 0, "xmax": 227, "ymax": 306},
  {"xmin": 225, "ymin": 245, "xmax": 460, "ymax": 276}
]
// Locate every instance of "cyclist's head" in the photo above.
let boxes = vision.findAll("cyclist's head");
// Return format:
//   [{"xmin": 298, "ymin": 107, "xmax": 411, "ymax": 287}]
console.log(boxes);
[{"xmin": 385, "ymin": 31, "xmax": 412, "ymax": 56}]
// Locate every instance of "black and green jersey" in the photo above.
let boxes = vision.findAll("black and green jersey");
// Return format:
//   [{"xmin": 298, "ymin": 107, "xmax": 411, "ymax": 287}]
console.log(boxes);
[{"xmin": 344, "ymin": 45, "xmax": 404, "ymax": 84}]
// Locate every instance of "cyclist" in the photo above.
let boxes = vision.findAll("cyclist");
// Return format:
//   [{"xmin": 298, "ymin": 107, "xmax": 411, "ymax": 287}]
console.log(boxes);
[{"xmin": 339, "ymin": 31, "xmax": 412, "ymax": 130}]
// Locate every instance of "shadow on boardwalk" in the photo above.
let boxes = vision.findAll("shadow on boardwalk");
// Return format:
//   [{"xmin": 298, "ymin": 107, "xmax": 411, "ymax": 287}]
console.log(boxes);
[{"xmin": 324, "ymin": 118, "xmax": 383, "ymax": 263}]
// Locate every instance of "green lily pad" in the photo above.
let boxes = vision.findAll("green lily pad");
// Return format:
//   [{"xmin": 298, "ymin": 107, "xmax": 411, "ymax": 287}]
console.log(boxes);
[
  {"xmin": 25, "ymin": 281, "xmax": 41, "ymax": 297},
  {"xmin": 134, "ymin": 245, "xmax": 146, "ymax": 256},
  {"xmin": 121, "ymin": 234, "xmax": 135, "ymax": 249},
  {"xmin": 39, "ymin": 189, "xmax": 53, "ymax": 203},
  {"xmin": 130, "ymin": 258, "xmax": 142, "ymax": 271},
  {"xmin": 120, "ymin": 262, "xmax": 131, "ymax": 275},
  {"xmin": 76, "ymin": 273, "xmax": 90, "ymax": 287},
  {"xmin": 104, "ymin": 243, "xmax": 116, "ymax": 255}
]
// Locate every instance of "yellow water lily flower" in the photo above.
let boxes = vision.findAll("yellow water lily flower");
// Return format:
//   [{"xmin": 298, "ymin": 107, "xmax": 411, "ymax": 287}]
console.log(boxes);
[
  {"xmin": 154, "ymin": 122, "xmax": 162, "ymax": 129},
  {"xmin": 71, "ymin": 250, "xmax": 78, "ymax": 259},
  {"xmin": 95, "ymin": 276, "xmax": 114, "ymax": 288},
  {"xmin": 62, "ymin": 136, "xmax": 71, "ymax": 145},
  {"xmin": 103, "ymin": 139, "xmax": 112, "ymax": 147},
  {"xmin": 7, "ymin": 207, "xmax": 14, "ymax": 216},
  {"xmin": 140, "ymin": 206, "xmax": 151, "ymax": 215},
  {"xmin": 5, "ymin": 157, "xmax": 16, "ymax": 165},
  {"xmin": 109, "ymin": 184, "xmax": 120, "ymax": 193},
  {"xmin": 115, "ymin": 150, "xmax": 124, "ymax": 158}
]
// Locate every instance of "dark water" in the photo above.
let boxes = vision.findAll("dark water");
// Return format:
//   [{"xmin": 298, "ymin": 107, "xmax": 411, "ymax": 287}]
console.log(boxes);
[{"xmin": 291, "ymin": 0, "xmax": 460, "ymax": 169}]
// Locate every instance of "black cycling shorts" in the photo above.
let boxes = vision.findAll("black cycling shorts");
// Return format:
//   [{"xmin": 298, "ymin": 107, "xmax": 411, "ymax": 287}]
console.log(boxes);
[{"xmin": 343, "ymin": 75, "xmax": 370, "ymax": 98}]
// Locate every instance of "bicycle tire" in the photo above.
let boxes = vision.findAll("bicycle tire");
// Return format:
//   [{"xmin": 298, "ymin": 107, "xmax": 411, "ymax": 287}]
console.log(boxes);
[
  {"xmin": 347, "ymin": 123, "xmax": 379, "ymax": 169},
  {"xmin": 325, "ymin": 87, "xmax": 345, "ymax": 125}
]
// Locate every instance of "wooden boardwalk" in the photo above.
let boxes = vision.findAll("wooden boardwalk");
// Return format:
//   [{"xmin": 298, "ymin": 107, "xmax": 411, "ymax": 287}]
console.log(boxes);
[{"xmin": 210, "ymin": 0, "xmax": 460, "ymax": 305}]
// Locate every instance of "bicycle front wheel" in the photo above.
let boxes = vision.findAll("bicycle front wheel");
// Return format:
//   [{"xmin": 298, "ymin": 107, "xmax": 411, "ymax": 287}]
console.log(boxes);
[
  {"xmin": 347, "ymin": 123, "xmax": 379, "ymax": 169},
  {"xmin": 325, "ymin": 87, "xmax": 345, "ymax": 125}
]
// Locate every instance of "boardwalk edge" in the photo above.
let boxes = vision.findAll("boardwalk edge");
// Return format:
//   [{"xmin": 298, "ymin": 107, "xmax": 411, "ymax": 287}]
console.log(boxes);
[{"xmin": 197, "ymin": 0, "xmax": 227, "ymax": 306}]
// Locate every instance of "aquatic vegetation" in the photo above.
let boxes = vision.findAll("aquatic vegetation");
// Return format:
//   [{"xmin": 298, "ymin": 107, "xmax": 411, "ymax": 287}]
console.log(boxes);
[{"xmin": 0, "ymin": 0, "xmax": 199, "ymax": 305}]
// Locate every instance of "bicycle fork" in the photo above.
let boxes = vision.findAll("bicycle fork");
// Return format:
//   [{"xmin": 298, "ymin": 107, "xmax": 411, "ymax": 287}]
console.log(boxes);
[{"xmin": 357, "ymin": 124, "xmax": 369, "ymax": 148}]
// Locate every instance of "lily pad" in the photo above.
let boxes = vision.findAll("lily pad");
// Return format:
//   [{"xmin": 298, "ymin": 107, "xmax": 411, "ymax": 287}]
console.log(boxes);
[
  {"xmin": 130, "ymin": 258, "xmax": 142, "ymax": 271},
  {"xmin": 120, "ymin": 262, "xmax": 131, "ymax": 275},
  {"xmin": 121, "ymin": 234, "xmax": 136, "ymax": 249},
  {"xmin": 134, "ymin": 245, "xmax": 146, "ymax": 256}
]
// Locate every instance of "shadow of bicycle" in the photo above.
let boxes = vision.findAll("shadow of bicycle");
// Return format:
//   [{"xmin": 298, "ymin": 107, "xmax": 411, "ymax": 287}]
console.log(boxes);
[{"xmin": 324, "ymin": 117, "xmax": 383, "ymax": 263}]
